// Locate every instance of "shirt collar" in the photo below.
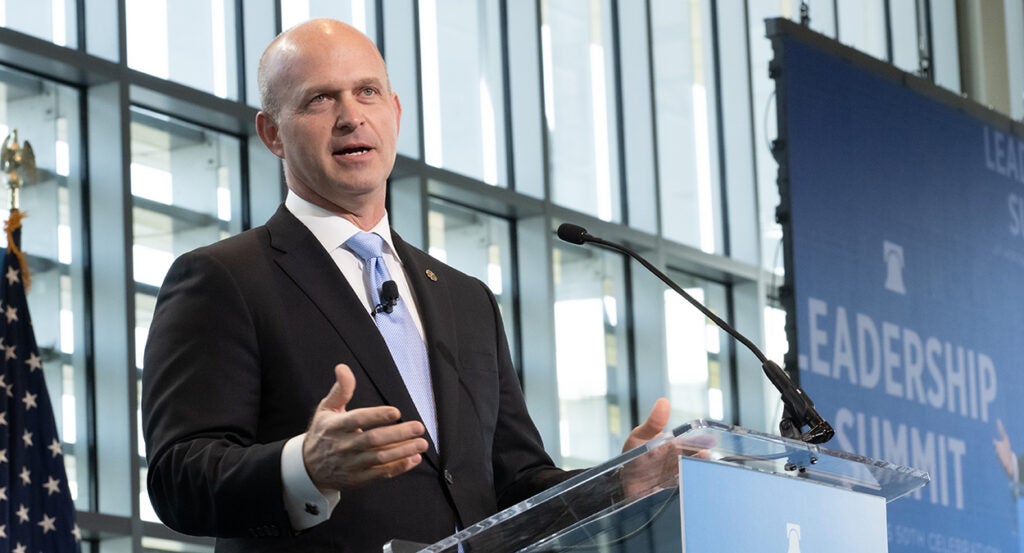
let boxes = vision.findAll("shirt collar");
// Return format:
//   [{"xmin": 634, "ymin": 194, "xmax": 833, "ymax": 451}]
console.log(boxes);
[{"xmin": 284, "ymin": 190, "xmax": 399, "ymax": 257}]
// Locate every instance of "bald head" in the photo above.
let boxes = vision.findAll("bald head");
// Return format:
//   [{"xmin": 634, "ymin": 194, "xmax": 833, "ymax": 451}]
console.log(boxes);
[
  {"xmin": 257, "ymin": 19, "xmax": 389, "ymax": 120},
  {"xmin": 252, "ymin": 17, "xmax": 402, "ymax": 226}
]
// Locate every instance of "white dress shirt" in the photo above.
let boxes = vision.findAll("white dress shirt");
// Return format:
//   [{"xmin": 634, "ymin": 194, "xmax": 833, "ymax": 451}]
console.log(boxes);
[{"xmin": 279, "ymin": 191, "xmax": 427, "ymax": 530}]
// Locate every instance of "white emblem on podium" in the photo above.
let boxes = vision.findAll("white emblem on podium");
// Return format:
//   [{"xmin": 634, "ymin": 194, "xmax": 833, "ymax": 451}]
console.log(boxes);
[{"xmin": 787, "ymin": 523, "xmax": 801, "ymax": 553}]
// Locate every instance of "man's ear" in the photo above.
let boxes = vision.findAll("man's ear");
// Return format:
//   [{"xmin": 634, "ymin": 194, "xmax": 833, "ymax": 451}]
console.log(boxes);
[
  {"xmin": 255, "ymin": 111, "xmax": 285, "ymax": 159},
  {"xmin": 392, "ymin": 93, "xmax": 402, "ymax": 134}
]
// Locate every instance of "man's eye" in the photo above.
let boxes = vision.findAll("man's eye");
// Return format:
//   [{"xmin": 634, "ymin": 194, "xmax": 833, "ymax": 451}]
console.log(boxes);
[
  {"xmin": 310, "ymin": 94, "xmax": 328, "ymax": 104},
  {"xmin": 360, "ymin": 87, "xmax": 378, "ymax": 97}
]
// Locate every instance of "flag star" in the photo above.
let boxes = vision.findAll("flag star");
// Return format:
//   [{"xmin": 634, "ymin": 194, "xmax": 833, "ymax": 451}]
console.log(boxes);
[
  {"xmin": 37, "ymin": 514, "xmax": 56, "ymax": 534},
  {"xmin": 5, "ymin": 265, "xmax": 18, "ymax": 285},
  {"xmin": 43, "ymin": 476, "xmax": 61, "ymax": 496},
  {"xmin": 72, "ymin": 523, "xmax": 81, "ymax": 541},
  {"xmin": 48, "ymin": 438, "xmax": 63, "ymax": 458},
  {"xmin": 0, "ymin": 486, "xmax": 7, "ymax": 500},
  {"xmin": 25, "ymin": 352, "xmax": 41, "ymax": 371},
  {"xmin": 4, "ymin": 344, "xmax": 16, "ymax": 360},
  {"xmin": 22, "ymin": 429, "xmax": 32, "ymax": 447},
  {"xmin": 0, "ymin": 410, "xmax": 6, "ymax": 425},
  {"xmin": 19, "ymin": 466, "xmax": 30, "ymax": 485},
  {"xmin": 21, "ymin": 391, "xmax": 37, "ymax": 410},
  {"xmin": 0, "ymin": 448, "xmax": 7, "ymax": 463},
  {"xmin": 15, "ymin": 504, "xmax": 29, "ymax": 523},
  {"xmin": 12, "ymin": 542, "xmax": 25, "ymax": 553},
  {"xmin": 0, "ymin": 523, "xmax": 5, "ymax": 538},
  {"xmin": 4, "ymin": 304, "xmax": 16, "ymax": 323}
]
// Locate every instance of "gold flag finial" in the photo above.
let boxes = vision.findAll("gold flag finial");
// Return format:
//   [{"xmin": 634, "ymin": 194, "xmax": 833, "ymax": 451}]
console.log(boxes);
[
  {"xmin": 1, "ymin": 129, "xmax": 36, "ymax": 290},
  {"xmin": 1, "ymin": 129, "xmax": 38, "ymax": 211}
]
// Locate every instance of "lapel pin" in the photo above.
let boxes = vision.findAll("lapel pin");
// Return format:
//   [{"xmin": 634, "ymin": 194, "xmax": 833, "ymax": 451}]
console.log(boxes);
[{"xmin": 425, "ymin": 269, "xmax": 438, "ymax": 282}]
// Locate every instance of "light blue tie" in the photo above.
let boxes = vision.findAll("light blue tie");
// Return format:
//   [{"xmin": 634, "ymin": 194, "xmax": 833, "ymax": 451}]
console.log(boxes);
[{"xmin": 346, "ymin": 232, "xmax": 438, "ymax": 448}]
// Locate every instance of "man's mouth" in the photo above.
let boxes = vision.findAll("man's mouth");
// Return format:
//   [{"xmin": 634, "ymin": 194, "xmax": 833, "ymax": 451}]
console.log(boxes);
[{"xmin": 336, "ymin": 146, "xmax": 372, "ymax": 156}]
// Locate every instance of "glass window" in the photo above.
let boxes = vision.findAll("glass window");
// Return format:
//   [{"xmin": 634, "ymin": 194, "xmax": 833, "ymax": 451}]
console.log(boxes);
[
  {"xmin": 929, "ymin": 0, "xmax": 961, "ymax": 93},
  {"xmin": 662, "ymin": 269, "xmax": 728, "ymax": 423},
  {"xmin": 426, "ymin": 198, "xmax": 516, "ymax": 357},
  {"xmin": 280, "ymin": 0, "xmax": 377, "ymax": 38},
  {"xmin": 0, "ymin": 67, "xmax": 85, "ymax": 508},
  {"xmin": 748, "ymin": 2, "xmax": 788, "ymax": 275},
  {"xmin": 541, "ymin": 0, "xmax": 621, "ymax": 222},
  {"xmin": 714, "ymin": 0, "xmax": 760, "ymax": 265},
  {"xmin": 418, "ymin": 0, "xmax": 507, "ymax": 187},
  {"xmin": 0, "ymin": 0, "xmax": 77, "ymax": 47},
  {"xmin": 130, "ymin": 107, "xmax": 243, "ymax": 520},
  {"xmin": 888, "ymin": 0, "xmax": 921, "ymax": 74},
  {"xmin": 836, "ymin": 0, "xmax": 887, "ymax": 60},
  {"xmin": 552, "ymin": 243, "xmax": 628, "ymax": 468},
  {"xmin": 763, "ymin": 304, "xmax": 789, "ymax": 424},
  {"xmin": 126, "ymin": 0, "xmax": 238, "ymax": 99},
  {"xmin": 505, "ymin": 2, "xmax": 546, "ymax": 199},
  {"xmin": 747, "ymin": 1, "xmax": 836, "ymax": 273},
  {"xmin": 650, "ymin": 0, "xmax": 721, "ymax": 253}
]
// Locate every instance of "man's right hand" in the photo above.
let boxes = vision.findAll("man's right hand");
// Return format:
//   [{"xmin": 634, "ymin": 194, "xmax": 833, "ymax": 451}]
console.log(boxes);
[{"xmin": 302, "ymin": 363, "xmax": 429, "ymax": 491}]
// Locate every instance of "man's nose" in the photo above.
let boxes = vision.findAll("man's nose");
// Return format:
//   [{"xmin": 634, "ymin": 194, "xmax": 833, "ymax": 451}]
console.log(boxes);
[{"xmin": 334, "ymin": 95, "xmax": 365, "ymax": 131}]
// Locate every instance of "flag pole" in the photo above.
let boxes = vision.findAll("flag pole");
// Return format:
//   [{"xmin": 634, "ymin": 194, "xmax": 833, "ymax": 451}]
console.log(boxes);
[{"xmin": 1, "ymin": 128, "xmax": 37, "ymax": 290}]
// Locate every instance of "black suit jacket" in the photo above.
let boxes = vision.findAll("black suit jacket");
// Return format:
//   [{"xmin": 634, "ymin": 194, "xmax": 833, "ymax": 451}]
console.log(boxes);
[{"xmin": 142, "ymin": 206, "xmax": 570, "ymax": 552}]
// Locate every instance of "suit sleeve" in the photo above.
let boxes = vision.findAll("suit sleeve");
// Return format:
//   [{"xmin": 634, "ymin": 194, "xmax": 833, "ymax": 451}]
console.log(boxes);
[{"xmin": 141, "ymin": 249, "xmax": 292, "ymax": 538}]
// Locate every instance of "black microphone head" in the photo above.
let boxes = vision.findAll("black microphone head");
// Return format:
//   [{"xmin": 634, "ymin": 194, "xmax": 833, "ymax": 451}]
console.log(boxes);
[
  {"xmin": 381, "ymin": 280, "xmax": 399, "ymax": 303},
  {"xmin": 557, "ymin": 223, "xmax": 589, "ymax": 245},
  {"xmin": 375, "ymin": 280, "xmax": 398, "ymax": 313}
]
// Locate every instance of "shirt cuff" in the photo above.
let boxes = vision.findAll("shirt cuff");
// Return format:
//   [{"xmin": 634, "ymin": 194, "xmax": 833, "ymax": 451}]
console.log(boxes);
[{"xmin": 281, "ymin": 434, "xmax": 341, "ymax": 531}]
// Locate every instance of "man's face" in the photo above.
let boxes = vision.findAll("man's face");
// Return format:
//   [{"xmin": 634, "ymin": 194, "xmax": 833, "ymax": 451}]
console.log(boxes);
[{"xmin": 258, "ymin": 23, "xmax": 401, "ymax": 216}]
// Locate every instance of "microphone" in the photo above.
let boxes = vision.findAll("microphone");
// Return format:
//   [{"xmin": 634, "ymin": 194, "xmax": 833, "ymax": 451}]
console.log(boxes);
[
  {"xmin": 375, "ymin": 280, "xmax": 399, "ymax": 315},
  {"xmin": 556, "ymin": 223, "xmax": 834, "ymax": 444}
]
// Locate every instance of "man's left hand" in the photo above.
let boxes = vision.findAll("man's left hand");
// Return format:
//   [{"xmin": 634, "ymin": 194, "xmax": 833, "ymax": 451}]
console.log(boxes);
[{"xmin": 619, "ymin": 399, "xmax": 712, "ymax": 499}]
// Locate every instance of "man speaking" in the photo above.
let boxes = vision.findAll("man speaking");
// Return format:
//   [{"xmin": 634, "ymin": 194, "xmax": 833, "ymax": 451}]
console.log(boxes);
[{"xmin": 141, "ymin": 18, "xmax": 672, "ymax": 552}]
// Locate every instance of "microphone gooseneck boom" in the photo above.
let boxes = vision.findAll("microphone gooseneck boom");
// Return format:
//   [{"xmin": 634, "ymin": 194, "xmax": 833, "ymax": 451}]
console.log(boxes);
[{"xmin": 556, "ymin": 223, "xmax": 834, "ymax": 444}]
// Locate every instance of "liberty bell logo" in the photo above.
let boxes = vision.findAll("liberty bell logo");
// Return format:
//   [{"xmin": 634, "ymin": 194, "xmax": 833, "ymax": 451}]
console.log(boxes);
[
  {"xmin": 786, "ymin": 523, "xmax": 801, "ymax": 553},
  {"xmin": 883, "ymin": 240, "xmax": 906, "ymax": 295}
]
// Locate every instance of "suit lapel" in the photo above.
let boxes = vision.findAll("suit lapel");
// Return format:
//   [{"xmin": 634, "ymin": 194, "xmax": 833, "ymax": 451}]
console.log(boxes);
[
  {"xmin": 391, "ymin": 232, "xmax": 462, "ymax": 465},
  {"xmin": 265, "ymin": 208, "xmax": 440, "ymax": 466}
]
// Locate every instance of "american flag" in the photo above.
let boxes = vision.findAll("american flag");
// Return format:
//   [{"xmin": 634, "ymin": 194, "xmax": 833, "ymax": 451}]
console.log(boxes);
[{"xmin": 0, "ymin": 213, "xmax": 81, "ymax": 552}]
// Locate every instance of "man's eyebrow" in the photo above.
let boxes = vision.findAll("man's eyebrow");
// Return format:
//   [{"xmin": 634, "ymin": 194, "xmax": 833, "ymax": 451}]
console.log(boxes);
[
  {"xmin": 296, "ymin": 81, "xmax": 338, "ymax": 95},
  {"xmin": 354, "ymin": 77, "xmax": 388, "ymax": 90}
]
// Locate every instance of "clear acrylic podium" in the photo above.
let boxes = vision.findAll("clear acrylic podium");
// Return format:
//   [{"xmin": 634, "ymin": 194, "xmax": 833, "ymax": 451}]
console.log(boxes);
[{"xmin": 384, "ymin": 419, "xmax": 930, "ymax": 552}]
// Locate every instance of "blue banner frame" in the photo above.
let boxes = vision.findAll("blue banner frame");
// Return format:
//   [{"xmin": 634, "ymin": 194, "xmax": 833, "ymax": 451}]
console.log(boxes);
[{"xmin": 770, "ymin": 18, "xmax": 1024, "ymax": 553}]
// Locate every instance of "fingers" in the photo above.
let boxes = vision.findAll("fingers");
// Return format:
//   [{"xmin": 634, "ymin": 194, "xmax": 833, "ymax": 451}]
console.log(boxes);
[
  {"xmin": 318, "ymin": 364, "xmax": 357, "ymax": 413},
  {"xmin": 997, "ymin": 419, "xmax": 1008, "ymax": 441},
  {"xmin": 637, "ymin": 397, "xmax": 671, "ymax": 439},
  {"xmin": 331, "ymin": 404, "xmax": 404, "ymax": 433},
  {"xmin": 623, "ymin": 398, "xmax": 671, "ymax": 452},
  {"xmin": 342, "ymin": 434, "xmax": 429, "ymax": 481},
  {"xmin": 303, "ymin": 415, "xmax": 429, "ymax": 491},
  {"xmin": 304, "ymin": 365, "xmax": 430, "ymax": 490}
]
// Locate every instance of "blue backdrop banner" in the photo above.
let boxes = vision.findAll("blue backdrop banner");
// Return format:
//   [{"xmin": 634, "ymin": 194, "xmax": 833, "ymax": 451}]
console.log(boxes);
[{"xmin": 771, "ymin": 18, "xmax": 1024, "ymax": 553}]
